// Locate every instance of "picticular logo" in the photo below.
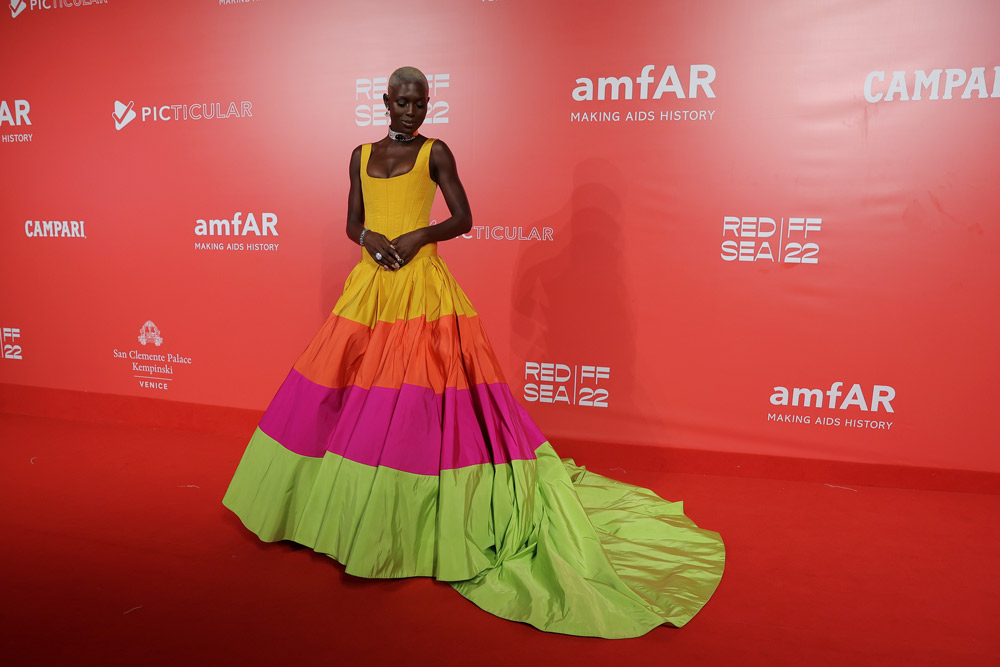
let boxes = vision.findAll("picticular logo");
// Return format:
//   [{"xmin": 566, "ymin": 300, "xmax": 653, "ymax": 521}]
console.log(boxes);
[
  {"xmin": 137, "ymin": 321, "xmax": 163, "ymax": 347},
  {"xmin": 113, "ymin": 100, "xmax": 136, "ymax": 131},
  {"xmin": 10, "ymin": 0, "xmax": 27, "ymax": 19}
]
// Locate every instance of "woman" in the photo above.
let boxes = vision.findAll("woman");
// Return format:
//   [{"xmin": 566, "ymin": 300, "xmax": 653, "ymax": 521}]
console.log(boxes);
[{"xmin": 223, "ymin": 67, "xmax": 724, "ymax": 638}]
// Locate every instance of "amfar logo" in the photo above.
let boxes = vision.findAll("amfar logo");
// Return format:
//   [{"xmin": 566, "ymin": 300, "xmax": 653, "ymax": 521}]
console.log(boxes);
[
  {"xmin": 1, "ymin": 99, "xmax": 32, "ymax": 143},
  {"xmin": 569, "ymin": 65, "xmax": 718, "ymax": 124},
  {"xmin": 768, "ymin": 382, "xmax": 896, "ymax": 431},
  {"xmin": 572, "ymin": 65, "xmax": 717, "ymax": 101},
  {"xmin": 194, "ymin": 212, "xmax": 280, "ymax": 252},
  {"xmin": 194, "ymin": 212, "xmax": 277, "ymax": 236},
  {"xmin": 864, "ymin": 67, "xmax": 1000, "ymax": 102},
  {"xmin": 113, "ymin": 99, "xmax": 253, "ymax": 130},
  {"xmin": 1, "ymin": 99, "xmax": 30, "ymax": 125},
  {"xmin": 770, "ymin": 382, "xmax": 895, "ymax": 412}
]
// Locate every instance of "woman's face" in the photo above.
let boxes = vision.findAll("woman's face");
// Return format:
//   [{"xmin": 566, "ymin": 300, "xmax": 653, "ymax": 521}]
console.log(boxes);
[{"xmin": 384, "ymin": 82, "xmax": 429, "ymax": 134}]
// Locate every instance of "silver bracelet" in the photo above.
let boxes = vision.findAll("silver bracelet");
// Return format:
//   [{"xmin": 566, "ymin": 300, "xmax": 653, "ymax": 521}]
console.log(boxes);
[{"xmin": 359, "ymin": 228, "xmax": 369, "ymax": 247}]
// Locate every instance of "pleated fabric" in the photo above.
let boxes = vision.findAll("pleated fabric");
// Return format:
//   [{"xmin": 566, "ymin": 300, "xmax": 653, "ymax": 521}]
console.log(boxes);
[{"xmin": 222, "ymin": 138, "xmax": 725, "ymax": 638}]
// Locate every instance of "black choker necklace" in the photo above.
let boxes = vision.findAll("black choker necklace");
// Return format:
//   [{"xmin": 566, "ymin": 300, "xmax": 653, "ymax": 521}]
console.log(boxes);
[{"xmin": 388, "ymin": 128, "xmax": 417, "ymax": 142}]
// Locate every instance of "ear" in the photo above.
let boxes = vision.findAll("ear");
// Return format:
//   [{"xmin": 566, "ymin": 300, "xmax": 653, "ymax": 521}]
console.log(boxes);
[{"xmin": 382, "ymin": 92, "xmax": 389, "ymax": 108}]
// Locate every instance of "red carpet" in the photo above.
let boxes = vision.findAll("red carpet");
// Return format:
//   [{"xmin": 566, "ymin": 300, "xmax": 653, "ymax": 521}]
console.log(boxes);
[{"xmin": 2, "ymin": 411, "xmax": 998, "ymax": 666}]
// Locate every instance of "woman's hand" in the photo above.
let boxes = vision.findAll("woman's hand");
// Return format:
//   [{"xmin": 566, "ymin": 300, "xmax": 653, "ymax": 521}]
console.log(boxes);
[
  {"xmin": 390, "ymin": 229, "xmax": 429, "ymax": 266},
  {"xmin": 363, "ymin": 230, "xmax": 402, "ymax": 270}
]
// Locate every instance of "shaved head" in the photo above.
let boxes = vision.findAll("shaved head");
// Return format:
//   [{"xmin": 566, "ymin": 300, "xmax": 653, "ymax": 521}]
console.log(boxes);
[{"xmin": 389, "ymin": 66, "xmax": 429, "ymax": 93}]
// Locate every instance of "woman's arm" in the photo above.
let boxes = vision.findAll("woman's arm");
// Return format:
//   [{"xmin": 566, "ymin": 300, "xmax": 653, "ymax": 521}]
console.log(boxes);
[
  {"xmin": 345, "ymin": 145, "xmax": 366, "ymax": 243},
  {"xmin": 425, "ymin": 139, "xmax": 473, "ymax": 241},
  {"xmin": 391, "ymin": 140, "xmax": 472, "ymax": 263}
]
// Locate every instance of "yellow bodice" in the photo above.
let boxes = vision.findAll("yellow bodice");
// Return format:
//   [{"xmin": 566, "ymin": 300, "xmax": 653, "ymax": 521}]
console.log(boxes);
[{"xmin": 360, "ymin": 138, "xmax": 438, "ymax": 266}]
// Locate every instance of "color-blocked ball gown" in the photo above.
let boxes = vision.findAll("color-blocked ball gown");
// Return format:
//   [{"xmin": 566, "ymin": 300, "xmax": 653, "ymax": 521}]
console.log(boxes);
[{"xmin": 222, "ymin": 138, "xmax": 725, "ymax": 638}]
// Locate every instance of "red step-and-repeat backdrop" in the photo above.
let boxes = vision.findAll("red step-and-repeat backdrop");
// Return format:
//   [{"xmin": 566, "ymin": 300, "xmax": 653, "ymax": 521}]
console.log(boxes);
[{"xmin": 2, "ymin": 0, "xmax": 998, "ymax": 472}]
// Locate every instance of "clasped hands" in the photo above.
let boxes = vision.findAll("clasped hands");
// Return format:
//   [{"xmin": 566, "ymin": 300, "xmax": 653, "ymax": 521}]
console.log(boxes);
[{"xmin": 364, "ymin": 229, "xmax": 426, "ymax": 271}]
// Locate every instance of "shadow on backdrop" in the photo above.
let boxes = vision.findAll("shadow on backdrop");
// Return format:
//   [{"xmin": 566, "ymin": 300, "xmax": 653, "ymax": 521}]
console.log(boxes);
[{"xmin": 510, "ymin": 158, "xmax": 643, "ymax": 425}]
